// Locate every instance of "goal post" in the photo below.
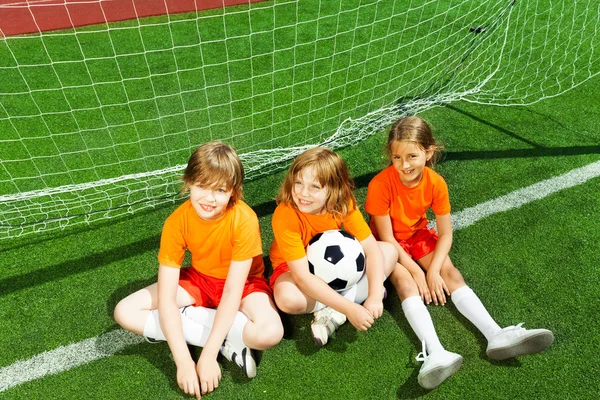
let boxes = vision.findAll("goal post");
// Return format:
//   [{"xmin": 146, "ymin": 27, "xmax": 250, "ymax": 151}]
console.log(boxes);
[{"xmin": 1, "ymin": 0, "xmax": 599, "ymax": 239}]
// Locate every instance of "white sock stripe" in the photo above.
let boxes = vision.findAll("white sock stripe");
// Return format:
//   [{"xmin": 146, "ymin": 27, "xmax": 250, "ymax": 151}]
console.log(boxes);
[{"xmin": 2, "ymin": 160, "xmax": 599, "ymax": 392}]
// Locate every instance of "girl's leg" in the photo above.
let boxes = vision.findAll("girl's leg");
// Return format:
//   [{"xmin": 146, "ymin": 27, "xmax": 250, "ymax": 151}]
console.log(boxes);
[
  {"xmin": 273, "ymin": 271, "xmax": 344, "ymax": 347},
  {"xmin": 272, "ymin": 272, "xmax": 318, "ymax": 314},
  {"xmin": 418, "ymin": 254, "xmax": 553, "ymax": 359},
  {"xmin": 114, "ymin": 283, "xmax": 214, "ymax": 346},
  {"xmin": 417, "ymin": 254, "xmax": 502, "ymax": 340},
  {"xmin": 389, "ymin": 264, "xmax": 444, "ymax": 354},
  {"xmin": 391, "ymin": 264, "xmax": 462, "ymax": 390},
  {"xmin": 239, "ymin": 292, "xmax": 284, "ymax": 350},
  {"xmin": 346, "ymin": 241, "xmax": 396, "ymax": 304}
]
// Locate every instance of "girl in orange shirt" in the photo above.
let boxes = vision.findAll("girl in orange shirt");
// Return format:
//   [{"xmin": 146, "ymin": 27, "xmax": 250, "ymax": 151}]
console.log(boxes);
[
  {"xmin": 366, "ymin": 116, "xmax": 554, "ymax": 389},
  {"xmin": 269, "ymin": 147, "xmax": 395, "ymax": 347},
  {"xmin": 114, "ymin": 141, "xmax": 283, "ymax": 399}
]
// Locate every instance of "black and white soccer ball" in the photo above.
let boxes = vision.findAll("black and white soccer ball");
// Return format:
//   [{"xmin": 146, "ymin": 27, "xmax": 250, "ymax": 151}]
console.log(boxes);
[{"xmin": 306, "ymin": 229, "xmax": 365, "ymax": 292}]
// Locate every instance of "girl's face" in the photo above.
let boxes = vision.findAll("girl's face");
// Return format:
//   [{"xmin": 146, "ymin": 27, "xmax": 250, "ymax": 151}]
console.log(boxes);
[
  {"xmin": 189, "ymin": 182, "xmax": 232, "ymax": 221},
  {"xmin": 390, "ymin": 140, "xmax": 433, "ymax": 187},
  {"xmin": 292, "ymin": 166, "xmax": 328, "ymax": 215}
]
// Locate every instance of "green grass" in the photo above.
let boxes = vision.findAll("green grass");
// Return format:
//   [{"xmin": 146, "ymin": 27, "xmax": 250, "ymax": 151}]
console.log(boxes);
[{"xmin": 1, "ymin": 75, "xmax": 599, "ymax": 399}]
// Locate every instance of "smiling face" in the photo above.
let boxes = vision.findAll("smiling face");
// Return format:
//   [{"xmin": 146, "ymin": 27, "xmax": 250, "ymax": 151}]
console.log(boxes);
[
  {"xmin": 189, "ymin": 183, "xmax": 233, "ymax": 221},
  {"xmin": 390, "ymin": 140, "xmax": 433, "ymax": 187},
  {"xmin": 291, "ymin": 166, "xmax": 328, "ymax": 215}
]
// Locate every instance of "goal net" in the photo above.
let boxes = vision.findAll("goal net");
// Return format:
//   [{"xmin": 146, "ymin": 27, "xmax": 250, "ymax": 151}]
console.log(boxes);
[{"xmin": 1, "ymin": 0, "xmax": 598, "ymax": 239}]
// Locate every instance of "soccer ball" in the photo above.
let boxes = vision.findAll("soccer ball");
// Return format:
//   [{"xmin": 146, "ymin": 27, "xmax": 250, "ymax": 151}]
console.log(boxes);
[{"xmin": 306, "ymin": 230, "xmax": 365, "ymax": 292}]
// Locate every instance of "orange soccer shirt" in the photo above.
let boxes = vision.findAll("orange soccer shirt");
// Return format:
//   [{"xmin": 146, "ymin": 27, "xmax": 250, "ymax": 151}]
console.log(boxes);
[
  {"xmin": 365, "ymin": 165, "xmax": 451, "ymax": 241},
  {"xmin": 269, "ymin": 201, "xmax": 372, "ymax": 268},
  {"xmin": 158, "ymin": 199, "xmax": 265, "ymax": 279}
]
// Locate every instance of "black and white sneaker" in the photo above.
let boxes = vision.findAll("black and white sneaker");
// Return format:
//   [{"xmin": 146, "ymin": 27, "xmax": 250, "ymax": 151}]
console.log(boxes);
[{"xmin": 220, "ymin": 340, "xmax": 257, "ymax": 378}]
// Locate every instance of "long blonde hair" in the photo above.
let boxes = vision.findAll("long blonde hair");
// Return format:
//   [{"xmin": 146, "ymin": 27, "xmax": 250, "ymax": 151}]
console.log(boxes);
[
  {"xmin": 182, "ymin": 141, "xmax": 244, "ymax": 208},
  {"xmin": 276, "ymin": 147, "xmax": 356, "ymax": 220}
]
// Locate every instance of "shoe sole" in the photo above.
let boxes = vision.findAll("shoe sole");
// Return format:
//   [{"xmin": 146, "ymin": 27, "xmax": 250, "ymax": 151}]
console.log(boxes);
[
  {"xmin": 418, "ymin": 355, "xmax": 463, "ymax": 390},
  {"xmin": 487, "ymin": 330, "xmax": 554, "ymax": 360}
]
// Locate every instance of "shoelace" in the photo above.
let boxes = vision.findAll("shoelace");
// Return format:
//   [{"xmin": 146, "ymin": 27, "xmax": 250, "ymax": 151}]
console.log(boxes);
[{"xmin": 415, "ymin": 340, "xmax": 428, "ymax": 362}]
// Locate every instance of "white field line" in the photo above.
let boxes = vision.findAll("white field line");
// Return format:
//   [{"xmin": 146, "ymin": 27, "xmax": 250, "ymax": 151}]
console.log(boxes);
[
  {"xmin": 1, "ymin": 159, "xmax": 600, "ymax": 393},
  {"xmin": 0, "ymin": 330, "xmax": 144, "ymax": 392}
]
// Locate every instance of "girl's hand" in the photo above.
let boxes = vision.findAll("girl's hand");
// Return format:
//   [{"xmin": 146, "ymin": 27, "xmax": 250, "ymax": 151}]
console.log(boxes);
[
  {"xmin": 410, "ymin": 269, "xmax": 432, "ymax": 305},
  {"xmin": 176, "ymin": 358, "xmax": 201, "ymax": 400},
  {"xmin": 346, "ymin": 303, "xmax": 375, "ymax": 331},
  {"xmin": 426, "ymin": 271, "xmax": 449, "ymax": 306},
  {"xmin": 363, "ymin": 295, "xmax": 384, "ymax": 319},
  {"xmin": 197, "ymin": 354, "xmax": 222, "ymax": 395}
]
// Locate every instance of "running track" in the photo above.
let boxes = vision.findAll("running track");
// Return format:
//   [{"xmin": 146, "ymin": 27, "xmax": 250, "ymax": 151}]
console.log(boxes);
[{"xmin": 0, "ymin": 0, "xmax": 263, "ymax": 37}]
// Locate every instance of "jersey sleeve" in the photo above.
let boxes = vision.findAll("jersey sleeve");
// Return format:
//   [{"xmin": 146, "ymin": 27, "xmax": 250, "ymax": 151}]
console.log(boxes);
[
  {"xmin": 365, "ymin": 175, "xmax": 391, "ymax": 216},
  {"xmin": 342, "ymin": 202, "xmax": 372, "ymax": 242},
  {"xmin": 431, "ymin": 174, "xmax": 451, "ymax": 216},
  {"xmin": 272, "ymin": 205, "xmax": 307, "ymax": 262},
  {"xmin": 231, "ymin": 208, "xmax": 263, "ymax": 262},
  {"xmin": 157, "ymin": 214, "xmax": 186, "ymax": 268}
]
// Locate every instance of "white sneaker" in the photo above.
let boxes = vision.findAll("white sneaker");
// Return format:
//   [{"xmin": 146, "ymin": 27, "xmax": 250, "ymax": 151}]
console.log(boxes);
[
  {"xmin": 486, "ymin": 323, "xmax": 554, "ymax": 360},
  {"xmin": 310, "ymin": 307, "xmax": 347, "ymax": 347},
  {"xmin": 220, "ymin": 340, "xmax": 257, "ymax": 379},
  {"xmin": 416, "ymin": 341, "xmax": 463, "ymax": 390}
]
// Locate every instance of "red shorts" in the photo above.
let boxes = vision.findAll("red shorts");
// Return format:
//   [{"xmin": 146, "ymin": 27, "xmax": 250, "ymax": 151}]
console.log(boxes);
[
  {"xmin": 179, "ymin": 267, "xmax": 273, "ymax": 308},
  {"xmin": 399, "ymin": 228, "xmax": 438, "ymax": 261},
  {"xmin": 269, "ymin": 263, "xmax": 290, "ymax": 288}
]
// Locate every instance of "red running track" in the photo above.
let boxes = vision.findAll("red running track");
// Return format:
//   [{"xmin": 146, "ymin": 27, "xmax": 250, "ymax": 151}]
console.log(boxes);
[{"xmin": 0, "ymin": 0, "xmax": 263, "ymax": 37}]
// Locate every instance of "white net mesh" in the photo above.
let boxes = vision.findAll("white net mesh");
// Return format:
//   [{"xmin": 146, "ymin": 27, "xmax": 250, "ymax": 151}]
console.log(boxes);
[{"xmin": 1, "ymin": 0, "xmax": 599, "ymax": 238}]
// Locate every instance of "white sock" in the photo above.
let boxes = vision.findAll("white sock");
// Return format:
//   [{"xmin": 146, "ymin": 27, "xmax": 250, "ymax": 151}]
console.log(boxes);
[
  {"xmin": 451, "ymin": 286, "xmax": 502, "ymax": 340},
  {"xmin": 350, "ymin": 273, "xmax": 370, "ymax": 304},
  {"xmin": 143, "ymin": 306, "xmax": 215, "ymax": 347},
  {"xmin": 402, "ymin": 296, "xmax": 444, "ymax": 354},
  {"xmin": 225, "ymin": 311, "xmax": 249, "ymax": 347},
  {"xmin": 311, "ymin": 273, "xmax": 370, "ymax": 312},
  {"xmin": 311, "ymin": 301, "xmax": 327, "ymax": 313},
  {"xmin": 186, "ymin": 306, "xmax": 250, "ymax": 349}
]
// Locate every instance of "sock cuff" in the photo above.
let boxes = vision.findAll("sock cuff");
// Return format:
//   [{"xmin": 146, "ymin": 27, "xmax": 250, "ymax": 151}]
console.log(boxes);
[
  {"xmin": 451, "ymin": 285, "xmax": 474, "ymax": 303},
  {"xmin": 401, "ymin": 295, "xmax": 425, "ymax": 311}
]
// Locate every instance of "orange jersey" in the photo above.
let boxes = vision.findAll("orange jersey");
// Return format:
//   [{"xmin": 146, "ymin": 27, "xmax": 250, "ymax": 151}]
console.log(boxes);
[
  {"xmin": 269, "ymin": 201, "xmax": 372, "ymax": 267},
  {"xmin": 158, "ymin": 199, "xmax": 265, "ymax": 279},
  {"xmin": 365, "ymin": 165, "xmax": 450, "ymax": 241}
]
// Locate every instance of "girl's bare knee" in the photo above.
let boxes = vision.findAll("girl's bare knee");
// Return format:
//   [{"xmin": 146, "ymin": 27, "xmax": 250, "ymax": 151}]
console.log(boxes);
[
  {"xmin": 113, "ymin": 299, "xmax": 130, "ymax": 328},
  {"xmin": 260, "ymin": 320, "xmax": 284, "ymax": 349},
  {"xmin": 442, "ymin": 265, "xmax": 465, "ymax": 290},
  {"xmin": 273, "ymin": 290, "xmax": 303, "ymax": 314},
  {"xmin": 390, "ymin": 271, "xmax": 418, "ymax": 300}
]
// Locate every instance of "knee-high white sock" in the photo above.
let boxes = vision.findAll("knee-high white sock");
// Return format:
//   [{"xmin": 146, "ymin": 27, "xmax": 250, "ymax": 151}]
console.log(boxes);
[
  {"xmin": 224, "ymin": 311, "xmax": 250, "ymax": 348},
  {"xmin": 451, "ymin": 286, "xmax": 501, "ymax": 340},
  {"xmin": 143, "ymin": 306, "xmax": 215, "ymax": 347},
  {"xmin": 402, "ymin": 296, "xmax": 444, "ymax": 354}
]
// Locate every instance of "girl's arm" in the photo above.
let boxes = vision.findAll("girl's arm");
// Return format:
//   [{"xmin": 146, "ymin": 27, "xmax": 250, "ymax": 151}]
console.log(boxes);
[
  {"xmin": 157, "ymin": 265, "xmax": 201, "ymax": 400},
  {"xmin": 371, "ymin": 215, "xmax": 431, "ymax": 303},
  {"xmin": 429, "ymin": 213, "xmax": 453, "ymax": 275},
  {"xmin": 288, "ymin": 257, "xmax": 374, "ymax": 331},
  {"xmin": 359, "ymin": 234, "xmax": 385, "ymax": 319},
  {"xmin": 424, "ymin": 213, "xmax": 452, "ymax": 305},
  {"xmin": 197, "ymin": 259, "xmax": 251, "ymax": 393}
]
